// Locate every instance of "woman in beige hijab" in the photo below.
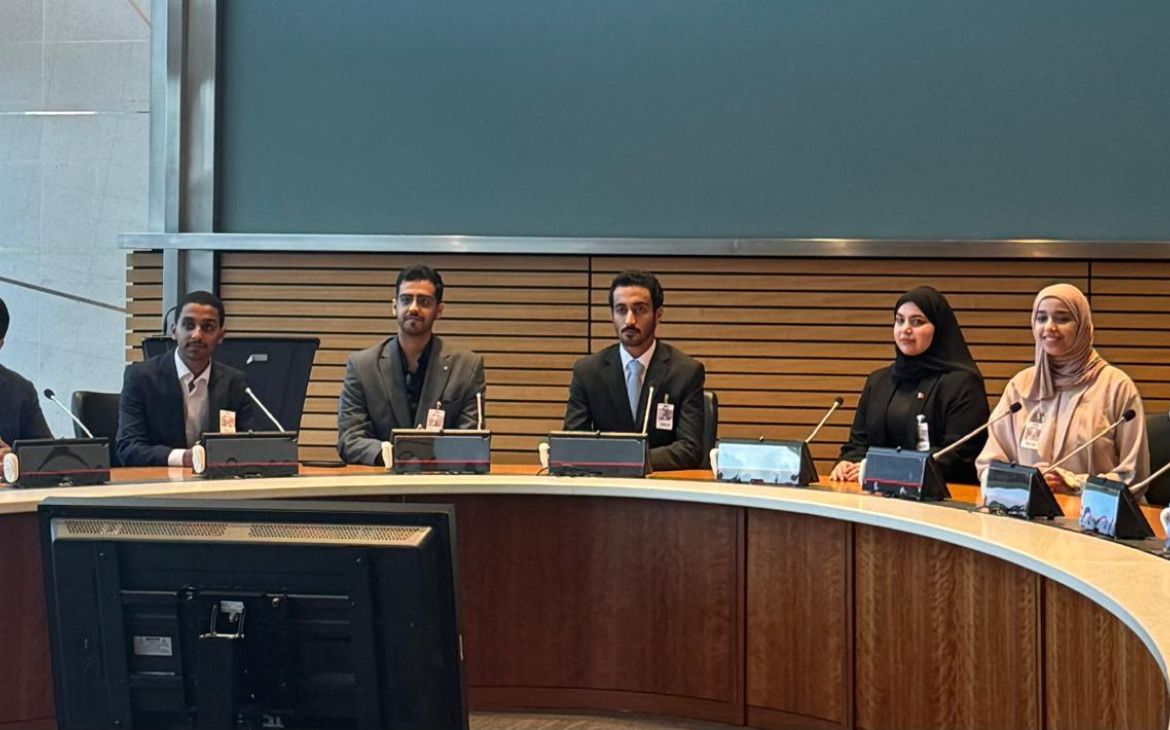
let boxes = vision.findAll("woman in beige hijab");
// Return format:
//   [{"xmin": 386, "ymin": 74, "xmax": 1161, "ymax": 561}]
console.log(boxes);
[{"xmin": 977, "ymin": 283, "xmax": 1149, "ymax": 493}]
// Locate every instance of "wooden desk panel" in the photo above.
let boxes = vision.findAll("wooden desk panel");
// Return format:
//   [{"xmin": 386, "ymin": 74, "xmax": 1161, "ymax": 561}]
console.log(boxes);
[
  {"xmin": 1045, "ymin": 579, "xmax": 1169, "ymax": 730},
  {"xmin": 436, "ymin": 494, "xmax": 745, "ymax": 725},
  {"xmin": 0, "ymin": 514, "xmax": 54, "ymax": 727},
  {"xmin": 746, "ymin": 511, "xmax": 852, "ymax": 730},
  {"xmin": 2, "ymin": 470, "xmax": 1168, "ymax": 729},
  {"xmin": 854, "ymin": 525, "xmax": 1041, "ymax": 730}
]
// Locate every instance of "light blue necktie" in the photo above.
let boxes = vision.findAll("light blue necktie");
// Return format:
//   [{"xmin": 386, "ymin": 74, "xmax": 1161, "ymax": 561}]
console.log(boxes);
[{"xmin": 626, "ymin": 359, "xmax": 643, "ymax": 423}]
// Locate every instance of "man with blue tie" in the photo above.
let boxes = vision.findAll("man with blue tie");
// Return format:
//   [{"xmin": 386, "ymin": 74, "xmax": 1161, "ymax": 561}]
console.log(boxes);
[{"xmin": 563, "ymin": 270, "xmax": 706, "ymax": 471}]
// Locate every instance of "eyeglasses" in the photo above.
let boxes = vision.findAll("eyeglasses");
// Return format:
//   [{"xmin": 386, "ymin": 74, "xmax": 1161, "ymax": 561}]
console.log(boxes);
[{"xmin": 397, "ymin": 294, "xmax": 437, "ymax": 309}]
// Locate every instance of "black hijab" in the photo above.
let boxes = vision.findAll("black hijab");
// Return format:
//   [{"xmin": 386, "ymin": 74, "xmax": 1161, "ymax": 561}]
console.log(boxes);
[{"xmin": 890, "ymin": 286, "xmax": 982, "ymax": 383}]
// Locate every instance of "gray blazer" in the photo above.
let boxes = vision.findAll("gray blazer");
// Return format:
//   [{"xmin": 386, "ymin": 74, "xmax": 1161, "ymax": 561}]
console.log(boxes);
[{"xmin": 337, "ymin": 335, "xmax": 486, "ymax": 465}]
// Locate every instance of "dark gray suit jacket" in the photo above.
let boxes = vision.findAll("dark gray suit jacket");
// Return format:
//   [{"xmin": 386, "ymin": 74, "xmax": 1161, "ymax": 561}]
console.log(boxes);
[
  {"xmin": 336, "ymin": 336, "xmax": 486, "ymax": 465},
  {"xmin": 563, "ymin": 341, "xmax": 706, "ymax": 471}
]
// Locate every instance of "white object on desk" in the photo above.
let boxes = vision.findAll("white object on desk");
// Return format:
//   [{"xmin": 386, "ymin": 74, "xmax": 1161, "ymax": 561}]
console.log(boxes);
[
  {"xmin": 191, "ymin": 444, "xmax": 206, "ymax": 475},
  {"xmin": 2, "ymin": 452, "xmax": 18, "ymax": 484}
]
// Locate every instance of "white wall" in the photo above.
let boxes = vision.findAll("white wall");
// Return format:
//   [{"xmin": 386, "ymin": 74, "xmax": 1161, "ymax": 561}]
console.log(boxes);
[{"xmin": 0, "ymin": 0, "xmax": 149, "ymax": 434}]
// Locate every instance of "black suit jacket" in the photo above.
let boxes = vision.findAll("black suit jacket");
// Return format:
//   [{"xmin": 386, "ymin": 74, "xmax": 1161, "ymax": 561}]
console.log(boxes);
[
  {"xmin": 563, "ymin": 341, "xmax": 706, "ymax": 471},
  {"xmin": 839, "ymin": 366, "xmax": 989, "ymax": 484},
  {"xmin": 116, "ymin": 353, "xmax": 262, "ymax": 466},
  {"xmin": 0, "ymin": 364, "xmax": 52, "ymax": 445}
]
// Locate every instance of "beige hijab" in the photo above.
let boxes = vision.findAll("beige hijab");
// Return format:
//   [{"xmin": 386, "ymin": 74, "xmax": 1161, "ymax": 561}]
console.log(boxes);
[{"xmin": 1027, "ymin": 283, "xmax": 1107, "ymax": 401}]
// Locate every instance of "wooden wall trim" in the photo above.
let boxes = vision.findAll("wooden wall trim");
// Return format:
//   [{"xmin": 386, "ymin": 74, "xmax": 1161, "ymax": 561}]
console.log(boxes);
[{"xmin": 126, "ymin": 253, "xmax": 1170, "ymax": 468}]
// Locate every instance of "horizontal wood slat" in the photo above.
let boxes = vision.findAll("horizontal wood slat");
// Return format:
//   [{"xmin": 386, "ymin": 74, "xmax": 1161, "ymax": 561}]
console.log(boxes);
[
  {"xmin": 126, "ymin": 251, "xmax": 163, "ymax": 364},
  {"xmin": 124, "ymin": 254, "xmax": 1170, "ymax": 468}
]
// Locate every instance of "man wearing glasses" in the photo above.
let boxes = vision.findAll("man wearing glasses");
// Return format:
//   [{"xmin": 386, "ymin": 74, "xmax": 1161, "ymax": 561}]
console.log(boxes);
[{"xmin": 337, "ymin": 265, "xmax": 487, "ymax": 465}]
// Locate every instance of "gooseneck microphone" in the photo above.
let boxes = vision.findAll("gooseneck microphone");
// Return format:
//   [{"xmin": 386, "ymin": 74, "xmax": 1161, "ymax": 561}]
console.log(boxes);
[
  {"xmin": 933, "ymin": 402, "xmax": 1023, "ymax": 460},
  {"xmin": 1124, "ymin": 411, "xmax": 1170, "ymax": 494},
  {"xmin": 244, "ymin": 387, "xmax": 286, "ymax": 433},
  {"xmin": 1131, "ymin": 459, "xmax": 1170, "ymax": 494},
  {"xmin": 476, "ymin": 391, "xmax": 484, "ymax": 430},
  {"xmin": 1042, "ymin": 408, "xmax": 1137, "ymax": 475},
  {"xmin": 805, "ymin": 396, "xmax": 845, "ymax": 444},
  {"xmin": 42, "ymin": 389, "xmax": 95, "ymax": 439}
]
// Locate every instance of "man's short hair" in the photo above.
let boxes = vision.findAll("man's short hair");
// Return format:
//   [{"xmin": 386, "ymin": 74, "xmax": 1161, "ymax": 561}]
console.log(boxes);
[
  {"xmin": 608, "ymin": 270, "xmax": 664, "ymax": 311},
  {"xmin": 179, "ymin": 290, "xmax": 226, "ymax": 327},
  {"xmin": 396, "ymin": 264, "xmax": 445, "ymax": 303},
  {"xmin": 0, "ymin": 296, "xmax": 9, "ymax": 339}
]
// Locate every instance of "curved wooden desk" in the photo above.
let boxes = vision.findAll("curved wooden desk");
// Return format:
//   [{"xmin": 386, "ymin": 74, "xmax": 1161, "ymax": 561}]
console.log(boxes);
[{"xmin": 0, "ymin": 468, "xmax": 1167, "ymax": 730}]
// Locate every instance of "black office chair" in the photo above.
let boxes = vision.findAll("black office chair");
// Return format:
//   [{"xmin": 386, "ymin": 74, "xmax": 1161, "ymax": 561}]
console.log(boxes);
[
  {"xmin": 1144, "ymin": 412, "xmax": 1170, "ymax": 506},
  {"xmin": 701, "ymin": 390, "xmax": 719, "ymax": 469},
  {"xmin": 71, "ymin": 391, "xmax": 122, "ymax": 468}
]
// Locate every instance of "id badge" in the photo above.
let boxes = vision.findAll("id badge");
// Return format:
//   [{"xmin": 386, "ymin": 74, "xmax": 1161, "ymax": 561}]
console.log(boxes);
[
  {"xmin": 425, "ymin": 407, "xmax": 445, "ymax": 431},
  {"xmin": 219, "ymin": 409, "xmax": 237, "ymax": 434},
  {"xmin": 1020, "ymin": 414, "xmax": 1043, "ymax": 451},
  {"xmin": 655, "ymin": 402, "xmax": 675, "ymax": 431}
]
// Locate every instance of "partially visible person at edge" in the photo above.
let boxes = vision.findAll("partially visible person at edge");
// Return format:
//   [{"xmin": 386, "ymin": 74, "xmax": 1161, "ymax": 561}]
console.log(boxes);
[{"xmin": 0, "ymin": 296, "xmax": 52, "ymax": 460}]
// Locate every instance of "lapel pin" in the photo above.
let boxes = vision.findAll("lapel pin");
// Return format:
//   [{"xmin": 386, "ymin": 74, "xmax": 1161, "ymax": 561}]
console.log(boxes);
[{"xmin": 917, "ymin": 392, "xmax": 925, "ymax": 400}]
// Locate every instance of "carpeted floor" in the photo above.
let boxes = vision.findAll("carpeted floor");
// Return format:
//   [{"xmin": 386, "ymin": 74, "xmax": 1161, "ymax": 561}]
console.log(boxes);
[{"xmin": 469, "ymin": 711, "xmax": 740, "ymax": 729}]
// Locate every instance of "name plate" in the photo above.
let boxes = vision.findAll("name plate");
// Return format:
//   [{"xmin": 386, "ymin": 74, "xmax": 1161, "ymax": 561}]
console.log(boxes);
[
  {"xmin": 390, "ymin": 429, "xmax": 491, "ymax": 474},
  {"xmin": 715, "ymin": 439, "xmax": 818, "ymax": 486},
  {"xmin": 861, "ymin": 447, "xmax": 949, "ymax": 501},
  {"xmin": 2, "ymin": 438, "xmax": 110, "ymax": 489},
  {"xmin": 983, "ymin": 460, "xmax": 1062, "ymax": 519},
  {"xmin": 547, "ymin": 431, "xmax": 648, "ymax": 477},
  {"xmin": 196, "ymin": 432, "xmax": 299, "ymax": 479},
  {"xmin": 1079, "ymin": 475, "xmax": 1153, "ymax": 539}
]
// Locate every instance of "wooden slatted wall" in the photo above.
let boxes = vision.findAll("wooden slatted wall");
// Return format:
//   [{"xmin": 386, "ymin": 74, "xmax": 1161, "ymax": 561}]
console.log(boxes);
[
  {"xmin": 125, "ymin": 252, "xmax": 1169, "ymax": 467},
  {"xmin": 126, "ymin": 251, "xmax": 163, "ymax": 361},
  {"xmin": 218, "ymin": 254, "xmax": 588, "ymax": 463}
]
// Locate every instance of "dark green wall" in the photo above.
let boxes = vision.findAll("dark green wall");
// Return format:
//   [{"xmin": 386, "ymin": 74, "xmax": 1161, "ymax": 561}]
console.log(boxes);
[{"xmin": 216, "ymin": 0, "xmax": 1170, "ymax": 239}]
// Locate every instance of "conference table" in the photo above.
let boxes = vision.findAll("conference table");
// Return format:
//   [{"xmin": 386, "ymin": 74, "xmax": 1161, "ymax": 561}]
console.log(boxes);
[{"xmin": 1, "ymin": 464, "xmax": 1168, "ymax": 730}]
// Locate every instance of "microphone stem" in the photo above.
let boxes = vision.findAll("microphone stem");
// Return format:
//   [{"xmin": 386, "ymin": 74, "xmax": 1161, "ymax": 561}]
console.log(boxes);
[
  {"xmin": 246, "ymin": 388, "xmax": 285, "ymax": 432},
  {"xmin": 805, "ymin": 401, "xmax": 841, "ymax": 444},
  {"xmin": 46, "ymin": 394, "xmax": 95, "ymax": 439},
  {"xmin": 933, "ymin": 407, "xmax": 1015, "ymax": 460},
  {"xmin": 1042, "ymin": 416, "xmax": 1126, "ymax": 475},
  {"xmin": 1129, "ymin": 455, "xmax": 1170, "ymax": 493},
  {"xmin": 640, "ymin": 386, "xmax": 655, "ymax": 436}
]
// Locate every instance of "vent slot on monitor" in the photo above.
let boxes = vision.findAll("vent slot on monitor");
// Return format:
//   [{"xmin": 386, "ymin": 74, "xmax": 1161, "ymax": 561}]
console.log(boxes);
[{"xmin": 52, "ymin": 518, "xmax": 431, "ymax": 547}]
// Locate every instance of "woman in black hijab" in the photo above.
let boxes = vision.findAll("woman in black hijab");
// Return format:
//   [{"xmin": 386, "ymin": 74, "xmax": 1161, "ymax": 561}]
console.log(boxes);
[{"xmin": 830, "ymin": 286, "xmax": 989, "ymax": 484}]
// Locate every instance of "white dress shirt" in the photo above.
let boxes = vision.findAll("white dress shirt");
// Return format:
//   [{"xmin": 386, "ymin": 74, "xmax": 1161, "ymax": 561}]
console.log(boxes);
[{"xmin": 168, "ymin": 350, "xmax": 211, "ymax": 467}]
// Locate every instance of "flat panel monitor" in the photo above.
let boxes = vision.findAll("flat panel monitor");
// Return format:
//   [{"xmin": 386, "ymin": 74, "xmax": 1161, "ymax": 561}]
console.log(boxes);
[{"xmin": 39, "ymin": 497, "xmax": 467, "ymax": 730}]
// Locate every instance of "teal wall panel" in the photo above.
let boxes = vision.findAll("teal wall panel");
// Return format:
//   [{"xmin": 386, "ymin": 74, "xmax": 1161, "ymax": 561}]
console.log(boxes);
[{"xmin": 215, "ymin": 1, "xmax": 1170, "ymax": 239}]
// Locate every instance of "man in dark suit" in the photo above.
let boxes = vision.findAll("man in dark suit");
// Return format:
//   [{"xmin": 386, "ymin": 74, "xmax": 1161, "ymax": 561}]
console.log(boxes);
[
  {"xmin": 116, "ymin": 290, "xmax": 261, "ymax": 467},
  {"xmin": 0, "ymin": 296, "xmax": 52, "ymax": 458},
  {"xmin": 564, "ymin": 270, "xmax": 706, "ymax": 471},
  {"xmin": 337, "ymin": 265, "xmax": 486, "ymax": 465}
]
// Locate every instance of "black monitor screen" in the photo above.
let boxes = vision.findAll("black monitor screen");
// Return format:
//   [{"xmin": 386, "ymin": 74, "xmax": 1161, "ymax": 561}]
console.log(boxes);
[{"xmin": 38, "ymin": 497, "xmax": 467, "ymax": 730}]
